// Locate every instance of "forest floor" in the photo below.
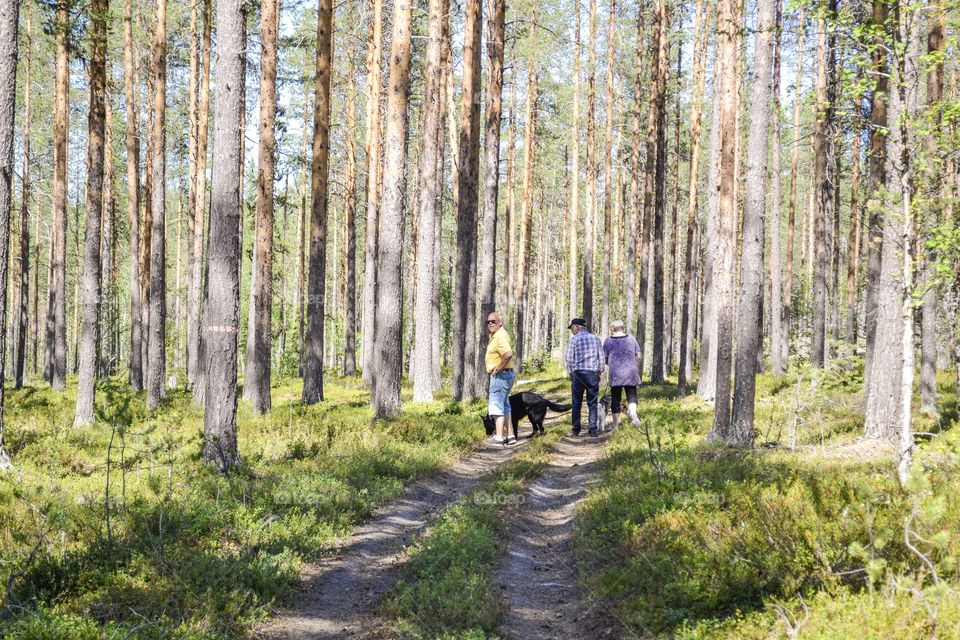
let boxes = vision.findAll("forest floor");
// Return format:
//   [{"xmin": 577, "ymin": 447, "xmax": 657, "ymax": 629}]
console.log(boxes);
[{"xmin": 2, "ymin": 360, "xmax": 959, "ymax": 639}]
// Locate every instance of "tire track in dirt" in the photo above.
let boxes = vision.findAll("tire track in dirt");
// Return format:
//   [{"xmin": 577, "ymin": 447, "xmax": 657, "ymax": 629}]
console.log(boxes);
[
  {"xmin": 494, "ymin": 433, "xmax": 628, "ymax": 640},
  {"xmin": 254, "ymin": 437, "xmax": 534, "ymax": 639}
]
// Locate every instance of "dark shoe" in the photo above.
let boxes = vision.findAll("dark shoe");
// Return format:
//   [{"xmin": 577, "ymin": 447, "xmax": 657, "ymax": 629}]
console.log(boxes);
[
  {"xmin": 588, "ymin": 429, "xmax": 599, "ymax": 437},
  {"xmin": 570, "ymin": 429, "xmax": 581, "ymax": 437}
]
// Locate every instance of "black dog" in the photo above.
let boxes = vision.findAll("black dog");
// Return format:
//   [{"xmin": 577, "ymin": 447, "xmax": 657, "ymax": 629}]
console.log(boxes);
[{"xmin": 483, "ymin": 392, "xmax": 572, "ymax": 440}]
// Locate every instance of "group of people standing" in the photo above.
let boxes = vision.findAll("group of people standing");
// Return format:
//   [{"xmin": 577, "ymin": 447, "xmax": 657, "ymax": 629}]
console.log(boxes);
[{"xmin": 484, "ymin": 312, "xmax": 642, "ymax": 444}]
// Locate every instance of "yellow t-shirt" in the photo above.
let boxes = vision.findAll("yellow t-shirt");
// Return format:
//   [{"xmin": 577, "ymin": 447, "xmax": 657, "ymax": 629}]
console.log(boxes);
[{"xmin": 485, "ymin": 327, "xmax": 512, "ymax": 373}]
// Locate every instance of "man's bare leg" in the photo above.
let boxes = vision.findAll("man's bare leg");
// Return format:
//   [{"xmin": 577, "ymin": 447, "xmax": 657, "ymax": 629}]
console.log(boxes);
[{"xmin": 496, "ymin": 415, "xmax": 508, "ymax": 440}]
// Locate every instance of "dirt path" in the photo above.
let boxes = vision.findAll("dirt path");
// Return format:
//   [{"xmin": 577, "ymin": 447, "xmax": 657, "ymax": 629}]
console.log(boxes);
[
  {"xmin": 495, "ymin": 433, "xmax": 628, "ymax": 640},
  {"xmin": 254, "ymin": 438, "xmax": 532, "ymax": 639}
]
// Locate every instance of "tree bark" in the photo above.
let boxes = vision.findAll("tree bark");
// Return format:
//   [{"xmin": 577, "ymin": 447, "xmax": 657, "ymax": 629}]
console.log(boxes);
[
  {"xmin": 146, "ymin": 0, "xmax": 168, "ymax": 409},
  {"xmin": 569, "ymin": 1, "xmax": 581, "ymax": 323},
  {"xmin": 600, "ymin": 0, "xmax": 616, "ymax": 334},
  {"xmin": 188, "ymin": 0, "xmax": 212, "ymax": 389},
  {"xmin": 919, "ymin": 0, "xmax": 944, "ymax": 415},
  {"xmin": 582, "ymin": 0, "xmax": 597, "ymax": 328},
  {"xmin": 302, "ymin": 0, "xmax": 334, "ymax": 405},
  {"xmin": 344, "ymin": 43, "xmax": 359, "ymax": 377},
  {"xmin": 707, "ymin": 0, "xmax": 738, "ymax": 442},
  {"xmin": 361, "ymin": 0, "xmax": 385, "ymax": 388},
  {"xmin": 730, "ymin": 0, "xmax": 775, "ymax": 442},
  {"xmin": 769, "ymin": 0, "xmax": 786, "ymax": 375},
  {"xmin": 862, "ymin": 0, "xmax": 888, "ymax": 402},
  {"xmin": 650, "ymin": 0, "xmax": 670, "ymax": 384},
  {"xmin": 13, "ymin": 8, "xmax": 30, "ymax": 389},
  {"xmin": 451, "ymin": 0, "xmax": 483, "ymax": 400},
  {"xmin": 677, "ymin": 0, "xmax": 707, "ymax": 395},
  {"xmin": 75, "ymin": 0, "xmax": 108, "ymax": 426},
  {"xmin": 627, "ymin": 2, "xmax": 645, "ymax": 339},
  {"xmin": 0, "ymin": 0, "xmax": 20, "ymax": 468},
  {"xmin": 781, "ymin": 7, "xmax": 806, "ymax": 373},
  {"xmin": 203, "ymin": 0, "xmax": 245, "ymax": 473},
  {"xmin": 371, "ymin": 0, "xmax": 413, "ymax": 416},
  {"xmin": 242, "ymin": 0, "xmax": 280, "ymax": 413},
  {"xmin": 123, "ymin": 0, "xmax": 142, "ymax": 390},
  {"xmin": 412, "ymin": 0, "xmax": 449, "ymax": 402},
  {"xmin": 47, "ymin": 0, "xmax": 69, "ymax": 392},
  {"xmin": 845, "ymin": 76, "xmax": 863, "ymax": 346},
  {"xmin": 475, "ymin": 0, "xmax": 505, "ymax": 395},
  {"xmin": 514, "ymin": 5, "xmax": 540, "ymax": 374}
]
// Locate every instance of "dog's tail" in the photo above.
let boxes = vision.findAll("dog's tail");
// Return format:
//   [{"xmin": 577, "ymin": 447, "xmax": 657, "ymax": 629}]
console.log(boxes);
[{"xmin": 546, "ymin": 400, "xmax": 572, "ymax": 413}]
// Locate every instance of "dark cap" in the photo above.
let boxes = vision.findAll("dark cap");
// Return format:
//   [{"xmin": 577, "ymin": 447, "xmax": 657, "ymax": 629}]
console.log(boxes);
[{"xmin": 568, "ymin": 318, "xmax": 588, "ymax": 329}]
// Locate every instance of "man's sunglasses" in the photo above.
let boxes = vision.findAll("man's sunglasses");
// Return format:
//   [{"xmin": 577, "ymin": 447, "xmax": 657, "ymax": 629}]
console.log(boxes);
[{"xmin": 486, "ymin": 320, "xmax": 499, "ymax": 324}]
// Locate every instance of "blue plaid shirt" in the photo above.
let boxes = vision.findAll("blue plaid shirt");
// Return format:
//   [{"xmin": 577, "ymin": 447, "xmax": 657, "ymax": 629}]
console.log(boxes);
[{"xmin": 566, "ymin": 330, "xmax": 605, "ymax": 373}]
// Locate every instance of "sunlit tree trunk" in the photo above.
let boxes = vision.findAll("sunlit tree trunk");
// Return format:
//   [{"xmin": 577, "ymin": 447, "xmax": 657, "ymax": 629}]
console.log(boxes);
[
  {"xmin": 243, "ymin": 0, "xmax": 280, "ymax": 413},
  {"xmin": 13, "ymin": 8, "xmax": 30, "ymax": 389},
  {"xmin": 361, "ymin": 0, "xmax": 385, "ymax": 388},
  {"xmin": 343, "ymin": 44, "xmax": 359, "ymax": 377},
  {"xmin": 203, "ymin": 0, "xmax": 245, "ymax": 473},
  {"xmin": 514, "ymin": 4, "xmax": 540, "ymax": 373},
  {"xmin": 47, "ymin": 0, "xmax": 70, "ymax": 392},
  {"xmin": 569, "ymin": 1, "xmax": 581, "ymax": 322},
  {"xmin": 146, "ymin": 0, "xmax": 168, "ymax": 409},
  {"xmin": 582, "ymin": 0, "xmax": 596, "ymax": 327},
  {"xmin": 627, "ymin": 2, "xmax": 645, "ymax": 338},
  {"xmin": 75, "ymin": 0, "xmax": 108, "ymax": 426},
  {"xmin": 188, "ymin": 0, "xmax": 212, "ymax": 390},
  {"xmin": 412, "ymin": 0, "xmax": 449, "ymax": 402},
  {"xmin": 600, "ymin": 0, "xmax": 616, "ymax": 334},
  {"xmin": 919, "ymin": 0, "xmax": 944, "ymax": 415},
  {"xmin": 845, "ymin": 75, "xmax": 863, "ymax": 346},
  {"xmin": 769, "ymin": 0, "xmax": 785, "ymax": 375},
  {"xmin": 302, "ymin": 0, "xmax": 334, "ymax": 405},
  {"xmin": 650, "ymin": 0, "xmax": 670, "ymax": 384},
  {"xmin": 677, "ymin": 0, "xmax": 707, "ymax": 395},
  {"xmin": 707, "ymin": 0, "xmax": 737, "ymax": 442},
  {"xmin": 371, "ymin": 0, "xmax": 412, "ymax": 416},
  {"xmin": 730, "ymin": 0, "xmax": 775, "ymax": 441},
  {"xmin": 0, "ymin": 0, "xmax": 20, "ymax": 468}
]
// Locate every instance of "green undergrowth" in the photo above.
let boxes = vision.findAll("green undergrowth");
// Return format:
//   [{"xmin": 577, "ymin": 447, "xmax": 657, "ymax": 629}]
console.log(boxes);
[
  {"xmin": 384, "ymin": 383, "xmax": 569, "ymax": 639},
  {"xmin": 0, "ymin": 374, "xmax": 491, "ymax": 639},
  {"xmin": 577, "ymin": 363, "xmax": 960, "ymax": 639}
]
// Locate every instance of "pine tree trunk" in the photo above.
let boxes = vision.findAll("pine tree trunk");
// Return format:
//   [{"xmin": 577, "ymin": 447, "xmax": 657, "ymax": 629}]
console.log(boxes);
[
  {"xmin": 371, "ymin": 0, "xmax": 413, "ymax": 417},
  {"xmin": 810, "ymin": 3, "xmax": 834, "ymax": 369},
  {"xmin": 100, "ymin": 91, "xmax": 116, "ymax": 378},
  {"xmin": 514, "ymin": 5, "xmax": 540, "ymax": 373},
  {"xmin": 627, "ymin": 3, "xmax": 645, "ymax": 338},
  {"xmin": 14, "ymin": 8, "xmax": 30, "ymax": 389},
  {"xmin": 0, "ymin": 0, "xmax": 20, "ymax": 468},
  {"xmin": 188, "ymin": 0, "xmax": 212, "ymax": 389},
  {"xmin": 202, "ymin": 0, "xmax": 245, "ymax": 472},
  {"xmin": 919, "ymin": 0, "xmax": 944, "ymax": 415},
  {"xmin": 242, "ymin": 0, "xmax": 279, "ymax": 413},
  {"xmin": 75, "ymin": 0, "xmax": 108, "ymax": 426},
  {"xmin": 302, "ymin": 0, "xmax": 334, "ymax": 405},
  {"xmin": 677, "ymin": 0, "xmax": 707, "ymax": 395},
  {"xmin": 782, "ymin": 7, "xmax": 806, "ymax": 373},
  {"xmin": 769, "ymin": 0, "xmax": 786, "ymax": 375},
  {"xmin": 344, "ymin": 43, "xmax": 359, "ymax": 377},
  {"xmin": 412, "ymin": 0, "xmax": 448, "ymax": 402},
  {"xmin": 707, "ymin": 0, "xmax": 738, "ymax": 442},
  {"xmin": 48, "ymin": 0, "xmax": 70, "ymax": 392},
  {"xmin": 123, "ymin": 0, "xmax": 142, "ymax": 391},
  {"xmin": 569, "ymin": 1, "xmax": 581, "ymax": 323},
  {"xmin": 582, "ymin": 0, "xmax": 597, "ymax": 328},
  {"xmin": 475, "ymin": 0, "xmax": 505, "ymax": 396},
  {"xmin": 650, "ymin": 0, "xmax": 670, "ymax": 384},
  {"xmin": 361, "ymin": 0, "xmax": 385, "ymax": 388},
  {"xmin": 730, "ymin": 0, "xmax": 775, "ymax": 442},
  {"xmin": 600, "ymin": 0, "xmax": 616, "ymax": 335},
  {"xmin": 845, "ymin": 74, "xmax": 863, "ymax": 346},
  {"xmin": 451, "ymin": 0, "xmax": 482, "ymax": 400},
  {"xmin": 862, "ymin": 0, "xmax": 889, "ymax": 404},
  {"xmin": 146, "ymin": 0, "xmax": 168, "ymax": 409}
]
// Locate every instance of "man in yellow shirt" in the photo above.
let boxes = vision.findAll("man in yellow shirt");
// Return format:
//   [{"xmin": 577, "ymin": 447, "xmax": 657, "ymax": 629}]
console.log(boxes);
[{"xmin": 485, "ymin": 312, "xmax": 515, "ymax": 444}]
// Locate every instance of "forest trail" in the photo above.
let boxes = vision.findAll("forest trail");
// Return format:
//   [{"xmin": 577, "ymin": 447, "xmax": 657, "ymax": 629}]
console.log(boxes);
[
  {"xmin": 254, "ymin": 437, "xmax": 533, "ymax": 639},
  {"xmin": 494, "ymin": 433, "xmax": 627, "ymax": 640}
]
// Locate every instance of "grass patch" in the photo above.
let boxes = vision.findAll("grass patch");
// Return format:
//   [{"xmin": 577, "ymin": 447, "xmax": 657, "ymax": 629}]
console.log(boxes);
[
  {"xmin": 0, "ymin": 375, "xmax": 491, "ymax": 638},
  {"xmin": 577, "ymin": 364, "xmax": 960, "ymax": 638}
]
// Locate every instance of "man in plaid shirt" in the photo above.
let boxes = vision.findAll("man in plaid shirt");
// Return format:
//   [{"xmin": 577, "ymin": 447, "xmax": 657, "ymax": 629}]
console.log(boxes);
[{"xmin": 566, "ymin": 318, "xmax": 604, "ymax": 437}]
